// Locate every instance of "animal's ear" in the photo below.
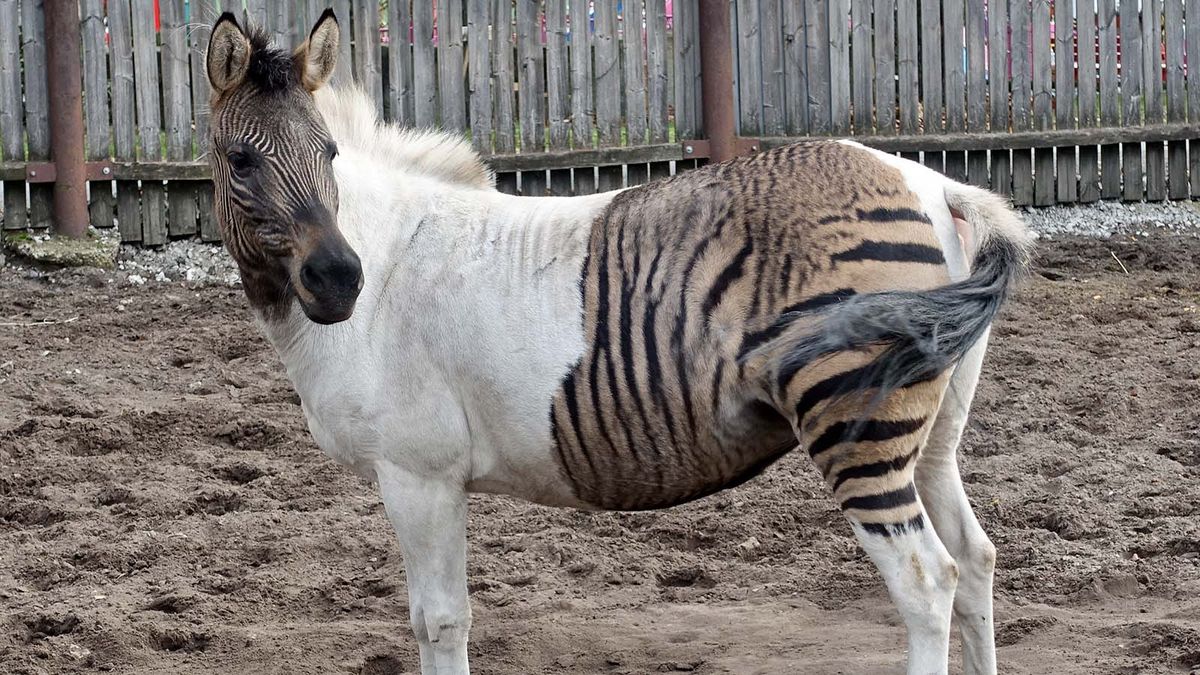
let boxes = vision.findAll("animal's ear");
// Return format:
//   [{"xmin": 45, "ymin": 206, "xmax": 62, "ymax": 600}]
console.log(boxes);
[
  {"xmin": 295, "ymin": 9, "xmax": 339, "ymax": 92},
  {"xmin": 207, "ymin": 12, "xmax": 252, "ymax": 94}
]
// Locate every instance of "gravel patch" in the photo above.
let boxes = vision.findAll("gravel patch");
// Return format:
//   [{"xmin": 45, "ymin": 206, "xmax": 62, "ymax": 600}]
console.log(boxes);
[{"xmin": 2, "ymin": 200, "xmax": 1198, "ymax": 284}]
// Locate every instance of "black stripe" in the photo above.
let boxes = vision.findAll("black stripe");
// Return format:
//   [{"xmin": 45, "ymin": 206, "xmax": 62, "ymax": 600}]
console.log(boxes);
[
  {"xmin": 808, "ymin": 417, "xmax": 927, "ymax": 459},
  {"xmin": 738, "ymin": 289, "xmax": 857, "ymax": 360},
  {"xmin": 603, "ymin": 215, "xmax": 639, "ymax": 459},
  {"xmin": 859, "ymin": 514, "xmax": 926, "ymax": 537},
  {"xmin": 784, "ymin": 356, "xmax": 942, "ymax": 411},
  {"xmin": 561, "ymin": 374, "xmax": 597, "ymax": 479},
  {"xmin": 831, "ymin": 241, "xmax": 945, "ymax": 266},
  {"xmin": 830, "ymin": 445, "xmax": 921, "ymax": 492},
  {"xmin": 702, "ymin": 237, "xmax": 754, "ymax": 320},
  {"xmin": 841, "ymin": 483, "xmax": 918, "ymax": 511},
  {"xmin": 855, "ymin": 207, "xmax": 933, "ymax": 224},
  {"xmin": 549, "ymin": 408, "xmax": 579, "ymax": 490},
  {"xmin": 620, "ymin": 217, "xmax": 659, "ymax": 477}
]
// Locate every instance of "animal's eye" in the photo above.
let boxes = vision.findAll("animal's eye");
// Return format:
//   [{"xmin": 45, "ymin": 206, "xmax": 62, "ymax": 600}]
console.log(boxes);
[
  {"xmin": 228, "ymin": 150, "xmax": 254, "ymax": 173},
  {"xmin": 326, "ymin": 142, "xmax": 339, "ymax": 161}
]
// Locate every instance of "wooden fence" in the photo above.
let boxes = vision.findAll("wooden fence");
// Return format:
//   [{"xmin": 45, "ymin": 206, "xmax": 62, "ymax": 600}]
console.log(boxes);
[{"xmin": 0, "ymin": 0, "xmax": 1198, "ymax": 245}]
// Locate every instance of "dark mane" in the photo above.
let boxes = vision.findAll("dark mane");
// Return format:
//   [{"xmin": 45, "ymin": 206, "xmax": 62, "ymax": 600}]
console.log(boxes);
[{"xmin": 245, "ymin": 24, "xmax": 297, "ymax": 93}]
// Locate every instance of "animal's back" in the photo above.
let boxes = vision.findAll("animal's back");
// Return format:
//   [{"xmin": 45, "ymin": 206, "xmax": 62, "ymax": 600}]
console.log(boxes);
[{"xmin": 550, "ymin": 141, "xmax": 955, "ymax": 510}]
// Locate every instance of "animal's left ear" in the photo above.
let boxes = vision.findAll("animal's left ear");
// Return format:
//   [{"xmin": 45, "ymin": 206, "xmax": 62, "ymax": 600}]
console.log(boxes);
[{"xmin": 295, "ymin": 9, "xmax": 339, "ymax": 91}]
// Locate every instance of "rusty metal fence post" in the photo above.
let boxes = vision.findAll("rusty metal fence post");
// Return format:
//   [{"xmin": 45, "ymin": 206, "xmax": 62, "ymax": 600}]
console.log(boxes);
[
  {"xmin": 44, "ymin": 0, "xmax": 88, "ymax": 238},
  {"xmin": 696, "ymin": 0, "xmax": 737, "ymax": 164}
]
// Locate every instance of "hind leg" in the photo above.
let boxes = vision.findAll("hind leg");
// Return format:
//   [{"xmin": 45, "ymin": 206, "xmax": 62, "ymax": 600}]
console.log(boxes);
[
  {"xmin": 915, "ymin": 333, "xmax": 997, "ymax": 675},
  {"xmin": 794, "ymin": 364, "xmax": 959, "ymax": 674}
]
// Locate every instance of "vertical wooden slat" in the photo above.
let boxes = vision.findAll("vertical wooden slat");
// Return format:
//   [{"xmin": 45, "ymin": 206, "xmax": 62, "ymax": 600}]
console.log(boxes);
[
  {"xmin": 829, "ymin": 1, "xmax": 852, "ymax": 135},
  {"xmin": 353, "ymin": 0, "xmax": 383, "ymax": 116},
  {"xmin": 595, "ymin": 0, "xmax": 622, "ymax": 191},
  {"xmin": 1189, "ymin": 0, "xmax": 1200, "ymax": 196},
  {"xmin": 621, "ymin": 0, "xmax": 648, "ymax": 146},
  {"xmin": 1142, "ymin": 0, "xmax": 1165, "ymax": 201},
  {"xmin": 569, "ymin": 0, "xmax": 593, "ymax": 150},
  {"xmin": 21, "ymin": 0, "xmax": 52, "ymax": 230},
  {"xmin": 1098, "ymin": 0, "xmax": 1120, "ymax": 198},
  {"xmin": 919, "ymin": 0, "xmax": 944, "ymax": 173},
  {"xmin": 1077, "ymin": 0, "xmax": 1100, "ymax": 202},
  {"xmin": 673, "ymin": 0, "xmax": 699, "ymax": 139},
  {"xmin": 987, "ymin": 0, "xmax": 1011, "ymax": 195},
  {"xmin": 0, "ymin": 0, "xmax": 25, "ymax": 230},
  {"xmin": 268, "ymin": 1, "xmax": 290, "ymax": 47},
  {"xmin": 413, "ymin": 0, "xmax": 437, "ymax": 126},
  {"xmin": 244, "ymin": 0, "xmax": 267, "ymax": 29},
  {"xmin": 330, "ymin": 0, "xmax": 353, "ymax": 86},
  {"xmin": 736, "ymin": 0, "xmax": 763, "ymax": 135},
  {"xmin": 162, "ymin": 0, "xmax": 198, "ymax": 237},
  {"xmin": 517, "ymin": 0, "xmax": 545, "ymax": 194},
  {"xmin": 108, "ymin": 0, "xmax": 140, "ymax": 242},
  {"xmin": 82, "ymin": 0, "xmax": 113, "ymax": 229},
  {"xmin": 964, "ymin": 0, "xmax": 987, "ymax": 186},
  {"xmin": 1053, "ymin": 1, "xmax": 1076, "ymax": 202},
  {"xmin": 1010, "ymin": 0, "xmax": 1034, "ymax": 204},
  {"xmin": 545, "ymin": 0, "xmax": 570, "ymax": 192},
  {"xmin": 781, "ymin": 2, "xmax": 808, "ymax": 135},
  {"xmin": 387, "ymin": 0, "xmax": 415, "ymax": 125},
  {"xmin": 943, "ymin": 0, "xmax": 967, "ymax": 180},
  {"xmin": 1032, "ymin": 0, "xmax": 1053, "ymax": 204},
  {"xmin": 874, "ymin": 0, "xmax": 896, "ymax": 136},
  {"xmin": 492, "ymin": 0, "xmax": 515, "ymax": 153},
  {"xmin": 132, "ymin": 0, "xmax": 166, "ymax": 245},
  {"xmin": 468, "ymin": 0, "xmax": 492, "ymax": 152},
  {"xmin": 896, "ymin": 0, "xmax": 920, "ymax": 137},
  {"xmin": 545, "ymin": 0, "xmax": 569, "ymax": 148},
  {"xmin": 646, "ymin": 0, "xmax": 669, "ymax": 143},
  {"xmin": 1120, "ymin": 0, "xmax": 1144, "ymax": 200},
  {"xmin": 191, "ymin": 6, "xmax": 218, "ymax": 241},
  {"xmin": 1164, "ymin": 0, "xmax": 1187, "ymax": 199},
  {"xmin": 436, "ymin": 0, "xmax": 464, "ymax": 131},
  {"xmin": 805, "ymin": 0, "xmax": 830, "ymax": 134},
  {"xmin": 851, "ymin": 0, "xmax": 873, "ymax": 134}
]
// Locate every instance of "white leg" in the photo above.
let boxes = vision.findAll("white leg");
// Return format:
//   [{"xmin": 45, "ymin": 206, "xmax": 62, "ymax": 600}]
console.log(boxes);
[
  {"xmin": 376, "ymin": 461, "xmax": 471, "ymax": 675},
  {"xmin": 851, "ymin": 509, "xmax": 958, "ymax": 675},
  {"xmin": 915, "ymin": 334, "xmax": 997, "ymax": 675}
]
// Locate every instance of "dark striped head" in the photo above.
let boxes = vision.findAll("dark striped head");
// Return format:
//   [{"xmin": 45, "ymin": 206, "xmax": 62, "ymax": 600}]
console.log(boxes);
[{"xmin": 206, "ymin": 10, "xmax": 362, "ymax": 325}]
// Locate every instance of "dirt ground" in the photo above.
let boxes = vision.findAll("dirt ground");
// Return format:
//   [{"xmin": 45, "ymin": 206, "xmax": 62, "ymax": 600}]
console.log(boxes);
[{"xmin": 1, "ymin": 233, "xmax": 1199, "ymax": 675}]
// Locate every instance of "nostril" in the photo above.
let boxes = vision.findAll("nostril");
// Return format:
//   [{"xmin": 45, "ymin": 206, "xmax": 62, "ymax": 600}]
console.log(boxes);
[{"xmin": 300, "ymin": 261, "xmax": 323, "ymax": 292}]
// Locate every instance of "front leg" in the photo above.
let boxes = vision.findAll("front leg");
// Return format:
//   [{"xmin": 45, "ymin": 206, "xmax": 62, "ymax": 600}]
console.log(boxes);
[{"xmin": 376, "ymin": 461, "xmax": 471, "ymax": 675}]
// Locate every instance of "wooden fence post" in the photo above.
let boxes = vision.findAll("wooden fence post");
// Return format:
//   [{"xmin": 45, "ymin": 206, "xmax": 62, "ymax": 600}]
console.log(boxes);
[
  {"xmin": 44, "ymin": 0, "xmax": 89, "ymax": 238},
  {"xmin": 697, "ymin": 0, "xmax": 736, "ymax": 163}
]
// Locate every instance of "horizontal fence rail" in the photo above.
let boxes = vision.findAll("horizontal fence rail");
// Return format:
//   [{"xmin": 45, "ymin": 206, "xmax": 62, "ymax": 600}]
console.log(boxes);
[{"xmin": 0, "ymin": 0, "xmax": 1197, "ymax": 245}]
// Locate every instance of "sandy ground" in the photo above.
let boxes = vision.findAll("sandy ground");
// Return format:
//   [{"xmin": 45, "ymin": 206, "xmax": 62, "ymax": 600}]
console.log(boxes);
[{"xmin": 1, "ymin": 234, "xmax": 1198, "ymax": 675}]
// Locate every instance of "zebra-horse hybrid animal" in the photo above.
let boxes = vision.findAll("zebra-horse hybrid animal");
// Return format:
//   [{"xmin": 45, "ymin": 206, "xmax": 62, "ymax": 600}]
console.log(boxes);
[{"xmin": 205, "ymin": 10, "xmax": 1031, "ymax": 675}]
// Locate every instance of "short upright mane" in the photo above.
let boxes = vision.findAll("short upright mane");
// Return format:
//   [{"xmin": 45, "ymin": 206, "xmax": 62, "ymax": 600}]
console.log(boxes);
[{"xmin": 314, "ymin": 87, "xmax": 495, "ymax": 190}]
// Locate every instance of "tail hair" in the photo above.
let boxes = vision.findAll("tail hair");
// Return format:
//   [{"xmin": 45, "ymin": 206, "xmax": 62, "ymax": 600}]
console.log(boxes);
[{"xmin": 749, "ymin": 184, "xmax": 1033, "ymax": 419}]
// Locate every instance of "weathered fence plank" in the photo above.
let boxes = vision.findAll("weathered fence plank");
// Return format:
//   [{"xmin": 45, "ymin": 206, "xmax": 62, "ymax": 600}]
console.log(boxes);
[
  {"xmin": 1142, "ymin": 0, "xmax": 1165, "ymax": 200},
  {"xmin": 965, "ymin": 0, "xmax": 987, "ymax": 187},
  {"xmin": 468, "ymin": 0, "xmax": 492, "ymax": 152},
  {"xmin": 436, "ymin": 0, "xmax": 464, "ymax": 131},
  {"xmin": 107, "ymin": 0, "xmax": 141, "ymax": 242},
  {"xmin": 1032, "ymin": 0, "xmax": 1054, "ymax": 205},
  {"xmin": 492, "ymin": 0, "xmax": 515, "ymax": 155},
  {"xmin": 388, "ymin": 0, "xmax": 415, "ymax": 125},
  {"xmin": 20, "ymin": 0, "xmax": 51, "ymax": 230},
  {"xmin": 132, "ymin": 0, "xmax": 166, "ymax": 245},
  {"xmin": 1010, "ymin": 0, "xmax": 1034, "ymax": 205},
  {"xmin": 1164, "ymin": 0, "xmax": 1187, "ymax": 199},
  {"xmin": 0, "ymin": 0, "xmax": 25, "ymax": 230},
  {"xmin": 595, "ymin": 0, "xmax": 622, "ymax": 191},
  {"xmin": 268, "ymin": 1, "xmax": 290, "ymax": 48},
  {"xmin": 918, "ymin": 0, "xmax": 943, "ymax": 172},
  {"xmin": 756, "ymin": 0, "xmax": 783, "ymax": 136},
  {"xmin": 673, "ymin": 0, "xmax": 700, "ymax": 139},
  {"xmin": 413, "ymin": 0, "xmax": 437, "ymax": 126},
  {"xmin": 1098, "ymin": 0, "xmax": 1120, "ymax": 198},
  {"xmin": 782, "ymin": 2, "xmax": 808, "ymax": 135},
  {"xmin": 828, "ymin": 0, "xmax": 851, "ymax": 135},
  {"xmin": 804, "ymin": 0, "xmax": 830, "ymax": 134},
  {"xmin": 1189, "ymin": 0, "xmax": 1200, "ymax": 197},
  {"xmin": 191, "ymin": 5, "xmax": 218, "ymax": 241},
  {"xmin": 646, "ymin": 0, "xmax": 670, "ymax": 143},
  {"xmin": 82, "ymin": 0, "xmax": 114, "ymax": 229},
  {"xmin": 943, "ymin": 0, "xmax": 967, "ymax": 181},
  {"xmin": 545, "ymin": 0, "xmax": 570, "ymax": 192},
  {"xmin": 1053, "ymin": 0, "xmax": 1076, "ymax": 202},
  {"xmin": 987, "ymin": 0, "xmax": 1011, "ymax": 195},
  {"xmin": 851, "ymin": 0, "xmax": 872, "ymax": 134},
  {"xmin": 330, "ymin": 0, "xmax": 353, "ymax": 86},
  {"xmin": 736, "ymin": 0, "xmax": 764, "ymax": 134},
  {"xmin": 896, "ymin": 0, "xmax": 919, "ymax": 137},
  {"xmin": 1077, "ymin": 0, "xmax": 1100, "ymax": 202},
  {"xmin": 354, "ymin": 0, "xmax": 384, "ymax": 116},
  {"xmin": 517, "ymin": 0, "xmax": 545, "ymax": 194},
  {"xmin": 1120, "ymin": 0, "xmax": 1144, "ymax": 200},
  {"xmin": 623, "ymin": 0, "xmax": 648, "ymax": 146},
  {"xmin": 873, "ymin": 0, "xmax": 896, "ymax": 136},
  {"xmin": 163, "ymin": 0, "xmax": 198, "ymax": 237}
]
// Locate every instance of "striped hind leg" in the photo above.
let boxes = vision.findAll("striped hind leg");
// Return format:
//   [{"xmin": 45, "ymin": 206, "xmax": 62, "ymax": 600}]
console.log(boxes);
[
  {"xmin": 795, "ymin": 365, "xmax": 958, "ymax": 675},
  {"xmin": 915, "ymin": 334, "xmax": 997, "ymax": 675}
]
